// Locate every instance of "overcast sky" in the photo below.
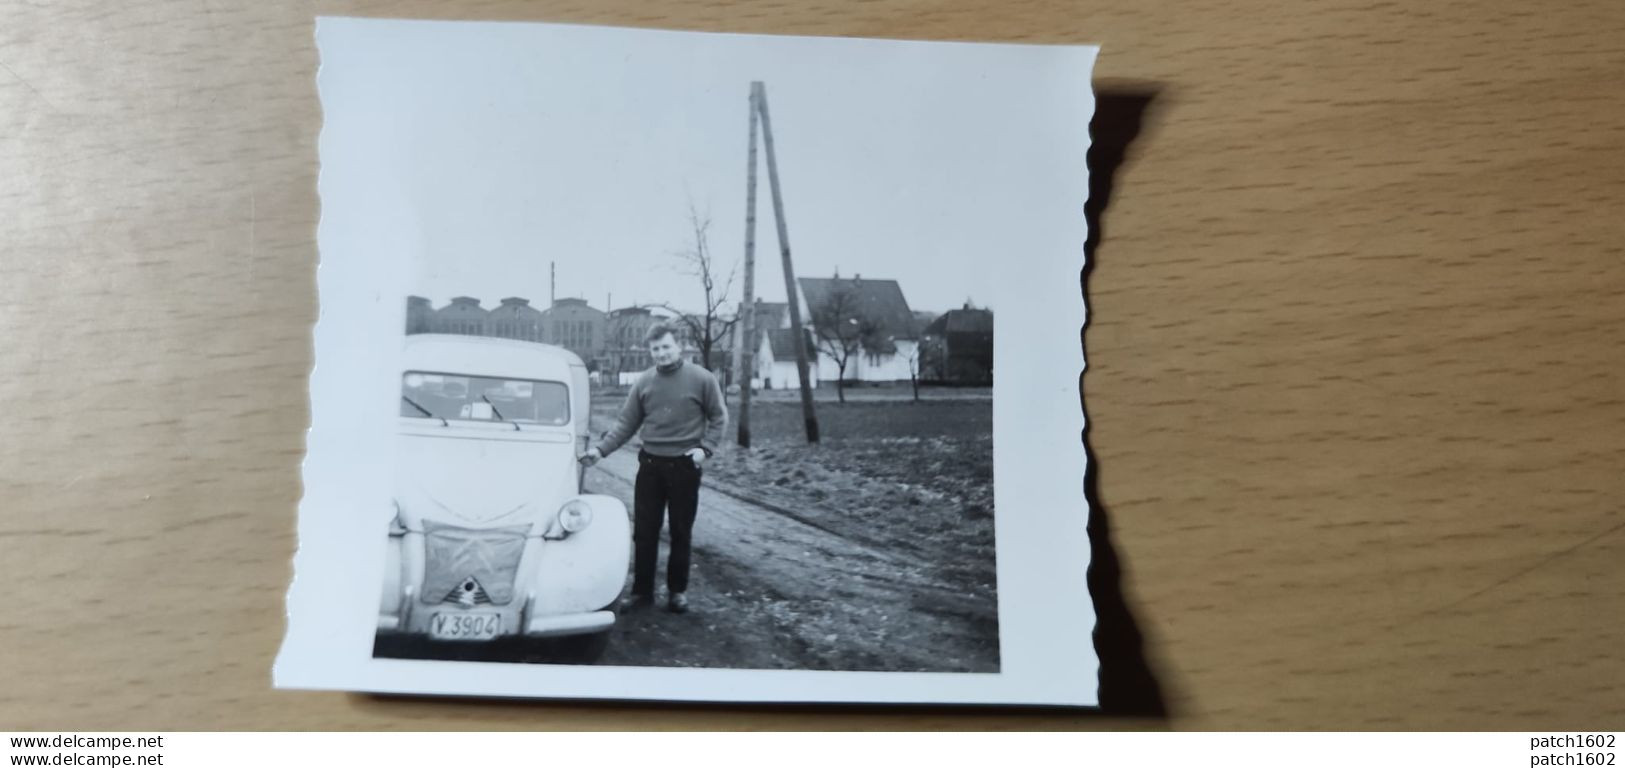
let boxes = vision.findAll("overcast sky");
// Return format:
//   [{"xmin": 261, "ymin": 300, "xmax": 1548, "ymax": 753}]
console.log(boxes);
[{"xmin": 320, "ymin": 21, "xmax": 1093, "ymax": 316}]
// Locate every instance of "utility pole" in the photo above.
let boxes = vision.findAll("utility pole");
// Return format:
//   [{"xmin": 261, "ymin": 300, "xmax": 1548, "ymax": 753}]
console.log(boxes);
[
  {"xmin": 734, "ymin": 83, "xmax": 762, "ymax": 448},
  {"xmin": 756, "ymin": 81, "xmax": 819, "ymax": 444}
]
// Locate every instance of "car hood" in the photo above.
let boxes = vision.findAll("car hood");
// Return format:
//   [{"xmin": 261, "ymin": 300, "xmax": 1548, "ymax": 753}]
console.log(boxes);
[{"xmin": 395, "ymin": 429, "xmax": 575, "ymax": 526}]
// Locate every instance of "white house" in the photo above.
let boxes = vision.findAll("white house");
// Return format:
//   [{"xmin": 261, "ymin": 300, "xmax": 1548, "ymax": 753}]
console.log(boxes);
[
  {"xmin": 754, "ymin": 328, "xmax": 820, "ymax": 391},
  {"xmin": 796, "ymin": 275, "xmax": 921, "ymax": 384}
]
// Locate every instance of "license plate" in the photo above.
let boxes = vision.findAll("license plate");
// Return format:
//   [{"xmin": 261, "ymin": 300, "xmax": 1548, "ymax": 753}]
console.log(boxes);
[{"xmin": 429, "ymin": 612, "xmax": 502, "ymax": 641}]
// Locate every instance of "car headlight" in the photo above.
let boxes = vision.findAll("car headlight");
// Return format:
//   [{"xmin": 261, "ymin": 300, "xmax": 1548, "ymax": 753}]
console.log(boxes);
[{"xmin": 557, "ymin": 500, "xmax": 593, "ymax": 534}]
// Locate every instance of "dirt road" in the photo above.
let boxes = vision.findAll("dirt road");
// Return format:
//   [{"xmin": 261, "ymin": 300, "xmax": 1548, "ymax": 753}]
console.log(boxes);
[{"xmin": 586, "ymin": 449, "xmax": 1000, "ymax": 672}]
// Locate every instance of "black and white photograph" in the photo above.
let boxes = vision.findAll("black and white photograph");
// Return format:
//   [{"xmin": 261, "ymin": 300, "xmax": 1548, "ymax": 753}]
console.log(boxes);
[
  {"xmin": 279, "ymin": 17, "xmax": 1098, "ymax": 706},
  {"xmin": 379, "ymin": 247, "xmax": 998, "ymax": 672}
]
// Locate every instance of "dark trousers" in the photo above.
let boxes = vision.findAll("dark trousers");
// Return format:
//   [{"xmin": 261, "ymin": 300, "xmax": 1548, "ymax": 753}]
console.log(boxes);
[{"xmin": 631, "ymin": 450, "xmax": 702, "ymax": 596}]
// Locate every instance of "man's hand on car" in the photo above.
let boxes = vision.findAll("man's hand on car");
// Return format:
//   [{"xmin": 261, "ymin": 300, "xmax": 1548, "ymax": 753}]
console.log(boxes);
[{"xmin": 579, "ymin": 447, "xmax": 603, "ymax": 467}]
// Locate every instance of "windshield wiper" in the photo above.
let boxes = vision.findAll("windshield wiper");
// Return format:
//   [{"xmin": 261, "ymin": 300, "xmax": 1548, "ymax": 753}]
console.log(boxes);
[
  {"xmin": 483, "ymin": 395, "xmax": 521, "ymax": 431},
  {"xmin": 401, "ymin": 395, "xmax": 447, "ymax": 426}
]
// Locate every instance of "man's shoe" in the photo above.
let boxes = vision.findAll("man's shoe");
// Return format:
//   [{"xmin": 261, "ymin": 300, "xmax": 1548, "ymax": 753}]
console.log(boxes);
[
  {"xmin": 667, "ymin": 591, "xmax": 689, "ymax": 614},
  {"xmin": 617, "ymin": 593, "xmax": 653, "ymax": 612}
]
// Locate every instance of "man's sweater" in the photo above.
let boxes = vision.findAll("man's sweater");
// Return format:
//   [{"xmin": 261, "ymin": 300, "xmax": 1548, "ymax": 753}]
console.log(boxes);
[{"xmin": 595, "ymin": 361, "xmax": 728, "ymax": 458}]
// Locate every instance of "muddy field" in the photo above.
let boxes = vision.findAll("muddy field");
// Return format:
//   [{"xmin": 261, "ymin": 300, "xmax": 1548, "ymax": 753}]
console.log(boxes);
[
  {"xmin": 698, "ymin": 396, "xmax": 997, "ymax": 609},
  {"xmin": 587, "ymin": 391, "xmax": 1000, "ymax": 672}
]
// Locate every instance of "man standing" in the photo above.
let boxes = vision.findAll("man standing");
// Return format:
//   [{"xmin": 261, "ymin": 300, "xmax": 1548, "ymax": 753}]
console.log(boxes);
[{"xmin": 580, "ymin": 322, "xmax": 727, "ymax": 614}]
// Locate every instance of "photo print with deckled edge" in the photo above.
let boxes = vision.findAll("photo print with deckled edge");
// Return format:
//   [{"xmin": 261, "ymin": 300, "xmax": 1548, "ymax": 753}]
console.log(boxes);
[{"xmin": 277, "ymin": 16, "xmax": 1099, "ymax": 707}]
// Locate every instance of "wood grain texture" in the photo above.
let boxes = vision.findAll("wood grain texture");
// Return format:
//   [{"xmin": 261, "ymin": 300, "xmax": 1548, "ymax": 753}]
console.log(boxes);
[{"xmin": 2, "ymin": 0, "xmax": 1622, "ymax": 730}]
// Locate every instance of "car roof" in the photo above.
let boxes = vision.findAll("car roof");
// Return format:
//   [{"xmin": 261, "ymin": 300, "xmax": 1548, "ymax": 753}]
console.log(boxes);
[{"xmin": 403, "ymin": 334, "xmax": 583, "ymax": 382}]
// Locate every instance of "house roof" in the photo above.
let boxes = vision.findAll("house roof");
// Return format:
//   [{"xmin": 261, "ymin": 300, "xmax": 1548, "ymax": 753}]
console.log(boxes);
[
  {"xmin": 490, "ymin": 298, "xmax": 544, "ymax": 318},
  {"xmin": 798, "ymin": 277, "xmax": 918, "ymax": 340},
  {"xmin": 438, "ymin": 300, "xmax": 488, "ymax": 316},
  {"xmin": 765, "ymin": 328, "xmax": 814, "ymax": 358},
  {"xmin": 745, "ymin": 301, "xmax": 788, "ymax": 330},
  {"xmin": 541, "ymin": 301, "xmax": 605, "ymax": 319},
  {"xmin": 923, "ymin": 308, "xmax": 993, "ymax": 336}
]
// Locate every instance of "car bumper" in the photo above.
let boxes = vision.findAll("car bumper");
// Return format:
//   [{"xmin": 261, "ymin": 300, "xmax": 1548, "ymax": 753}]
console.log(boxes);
[
  {"xmin": 377, "ymin": 608, "xmax": 614, "ymax": 639},
  {"xmin": 522, "ymin": 610, "xmax": 614, "ymax": 637}
]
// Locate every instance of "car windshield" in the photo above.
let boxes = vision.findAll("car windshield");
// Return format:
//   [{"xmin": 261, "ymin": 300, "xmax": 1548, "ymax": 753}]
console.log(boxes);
[{"xmin": 400, "ymin": 371, "xmax": 569, "ymax": 426}]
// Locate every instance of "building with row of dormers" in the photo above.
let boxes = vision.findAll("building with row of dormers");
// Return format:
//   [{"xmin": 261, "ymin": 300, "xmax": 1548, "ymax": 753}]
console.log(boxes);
[
  {"xmin": 407, "ymin": 295, "xmax": 600, "ymax": 364},
  {"xmin": 406, "ymin": 296, "xmax": 698, "ymax": 378},
  {"xmin": 408, "ymin": 296, "xmax": 545, "ymax": 339},
  {"xmin": 406, "ymin": 277, "xmax": 991, "ymax": 387}
]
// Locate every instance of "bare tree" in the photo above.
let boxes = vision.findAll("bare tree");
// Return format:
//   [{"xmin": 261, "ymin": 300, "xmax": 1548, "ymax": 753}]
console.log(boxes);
[
  {"xmin": 662, "ymin": 204, "xmax": 740, "ymax": 373},
  {"xmin": 809, "ymin": 279, "xmax": 895, "ymax": 403}
]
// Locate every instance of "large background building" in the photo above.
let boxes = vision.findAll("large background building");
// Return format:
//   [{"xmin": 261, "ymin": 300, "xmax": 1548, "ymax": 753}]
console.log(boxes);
[
  {"xmin": 407, "ymin": 296, "xmax": 707, "ymax": 379},
  {"xmin": 406, "ymin": 296, "xmax": 435, "ymax": 334},
  {"xmin": 539, "ymin": 297, "xmax": 605, "ymax": 366},
  {"xmin": 486, "ymin": 297, "xmax": 546, "ymax": 342},
  {"xmin": 434, "ymin": 296, "xmax": 489, "ymax": 336},
  {"xmin": 603, "ymin": 306, "xmax": 661, "ymax": 379}
]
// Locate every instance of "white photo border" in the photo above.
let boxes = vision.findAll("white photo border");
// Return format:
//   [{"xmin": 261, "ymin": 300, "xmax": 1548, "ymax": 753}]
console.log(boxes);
[{"xmin": 276, "ymin": 16, "xmax": 1099, "ymax": 707}]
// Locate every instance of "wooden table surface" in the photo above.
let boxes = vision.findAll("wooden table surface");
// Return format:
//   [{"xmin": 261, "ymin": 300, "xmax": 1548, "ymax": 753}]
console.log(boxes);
[{"xmin": 3, "ymin": 0, "xmax": 1621, "ymax": 731}]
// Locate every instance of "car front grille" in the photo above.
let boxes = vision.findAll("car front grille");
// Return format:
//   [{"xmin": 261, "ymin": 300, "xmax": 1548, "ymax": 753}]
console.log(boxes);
[
  {"xmin": 442, "ymin": 577, "xmax": 493, "ymax": 606},
  {"xmin": 421, "ymin": 520, "xmax": 529, "ymax": 606}
]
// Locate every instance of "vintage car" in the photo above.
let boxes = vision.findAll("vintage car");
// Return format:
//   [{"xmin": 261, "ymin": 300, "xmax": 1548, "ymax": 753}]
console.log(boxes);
[{"xmin": 376, "ymin": 334, "xmax": 629, "ymax": 661}]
